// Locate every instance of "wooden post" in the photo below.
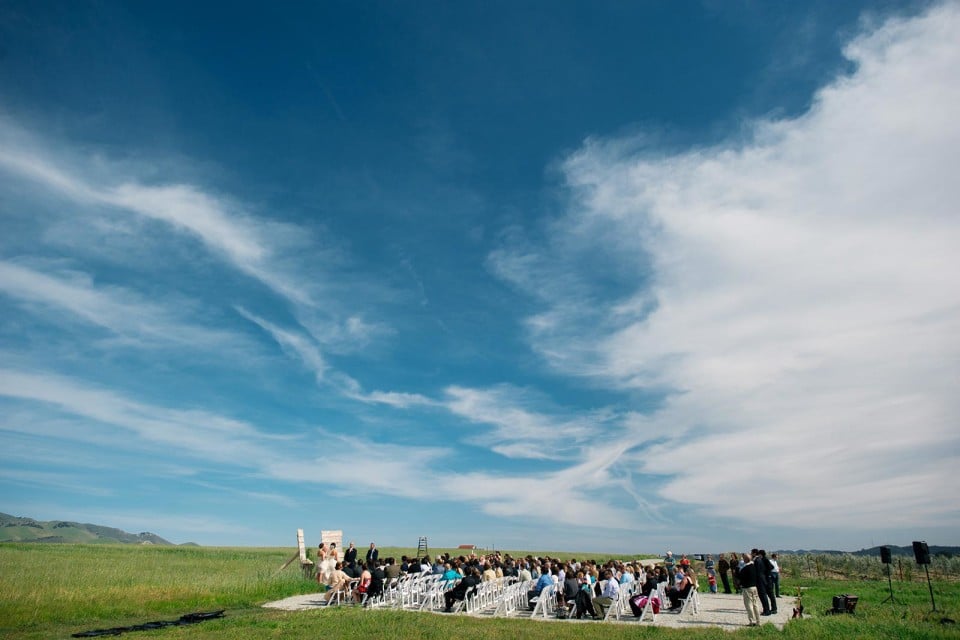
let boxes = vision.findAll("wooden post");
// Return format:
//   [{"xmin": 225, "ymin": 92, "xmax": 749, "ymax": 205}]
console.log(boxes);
[
  {"xmin": 276, "ymin": 550, "xmax": 300, "ymax": 575},
  {"xmin": 298, "ymin": 528, "xmax": 315, "ymax": 579}
]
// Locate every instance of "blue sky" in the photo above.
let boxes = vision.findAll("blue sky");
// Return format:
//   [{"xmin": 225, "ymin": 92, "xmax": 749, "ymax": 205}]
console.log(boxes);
[{"xmin": 1, "ymin": 0, "xmax": 958, "ymax": 553}]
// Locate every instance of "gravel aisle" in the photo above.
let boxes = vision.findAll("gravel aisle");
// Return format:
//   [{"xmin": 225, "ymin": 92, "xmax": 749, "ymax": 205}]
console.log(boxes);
[{"xmin": 264, "ymin": 591, "xmax": 793, "ymax": 630}]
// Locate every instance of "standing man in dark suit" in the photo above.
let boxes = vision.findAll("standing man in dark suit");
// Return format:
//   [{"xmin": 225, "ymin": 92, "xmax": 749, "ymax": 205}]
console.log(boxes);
[
  {"xmin": 750, "ymin": 549, "xmax": 771, "ymax": 615},
  {"xmin": 756, "ymin": 550, "xmax": 777, "ymax": 614},
  {"xmin": 366, "ymin": 542, "xmax": 379, "ymax": 564},
  {"xmin": 718, "ymin": 553, "xmax": 732, "ymax": 594},
  {"xmin": 344, "ymin": 541, "xmax": 358, "ymax": 568}
]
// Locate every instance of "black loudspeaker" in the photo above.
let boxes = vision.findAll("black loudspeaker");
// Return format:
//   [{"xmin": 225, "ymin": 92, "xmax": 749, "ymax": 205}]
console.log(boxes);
[
  {"xmin": 912, "ymin": 541, "xmax": 930, "ymax": 565},
  {"xmin": 880, "ymin": 546, "xmax": 891, "ymax": 564}
]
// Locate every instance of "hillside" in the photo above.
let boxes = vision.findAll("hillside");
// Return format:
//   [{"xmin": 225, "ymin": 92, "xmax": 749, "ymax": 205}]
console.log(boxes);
[
  {"xmin": 781, "ymin": 544, "xmax": 960, "ymax": 558},
  {"xmin": 0, "ymin": 512, "xmax": 175, "ymax": 545}
]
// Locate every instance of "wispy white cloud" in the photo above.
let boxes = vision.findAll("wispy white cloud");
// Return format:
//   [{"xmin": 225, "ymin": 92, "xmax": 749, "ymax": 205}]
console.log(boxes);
[
  {"xmin": 443, "ymin": 385, "xmax": 608, "ymax": 460},
  {"xmin": 354, "ymin": 389, "xmax": 437, "ymax": 408},
  {"xmin": 185, "ymin": 479, "xmax": 300, "ymax": 509},
  {"xmin": 235, "ymin": 308, "xmax": 436, "ymax": 408},
  {"xmin": 0, "ymin": 117, "xmax": 404, "ymax": 405},
  {"xmin": 234, "ymin": 306, "xmax": 616, "ymax": 460},
  {"xmin": 275, "ymin": 427, "xmax": 642, "ymax": 528},
  {"xmin": 439, "ymin": 440, "xmax": 643, "ymax": 525},
  {"xmin": 235, "ymin": 306, "xmax": 329, "ymax": 382},
  {"xmin": 491, "ymin": 2, "xmax": 960, "ymax": 530},
  {"xmin": 0, "ymin": 123, "xmax": 308, "ymax": 302},
  {"xmin": 0, "ymin": 260, "xmax": 240, "ymax": 348},
  {"xmin": 0, "ymin": 120, "xmax": 380, "ymax": 345},
  {"xmin": 0, "ymin": 366, "xmax": 644, "ymax": 531},
  {"xmin": 0, "ymin": 369, "xmax": 276, "ymax": 466},
  {"xmin": 0, "ymin": 468, "xmax": 116, "ymax": 497}
]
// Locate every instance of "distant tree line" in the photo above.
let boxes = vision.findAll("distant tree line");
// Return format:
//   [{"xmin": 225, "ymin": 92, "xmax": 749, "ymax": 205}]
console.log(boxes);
[{"xmin": 777, "ymin": 552, "xmax": 960, "ymax": 581}]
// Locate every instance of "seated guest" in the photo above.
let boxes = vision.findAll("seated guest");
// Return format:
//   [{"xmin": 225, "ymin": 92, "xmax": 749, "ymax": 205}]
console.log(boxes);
[
  {"xmin": 573, "ymin": 571, "xmax": 596, "ymax": 619},
  {"xmin": 343, "ymin": 561, "xmax": 360, "ymax": 579},
  {"xmin": 443, "ymin": 567, "xmax": 480, "ymax": 612},
  {"xmin": 670, "ymin": 566, "xmax": 681, "ymax": 586},
  {"xmin": 383, "ymin": 557, "xmax": 401, "ymax": 581},
  {"xmin": 442, "ymin": 562, "xmax": 461, "ymax": 585},
  {"xmin": 482, "ymin": 562, "xmax": 497, "ymax": 582},
  {"xmin": 641, "ymin": 568, "xmax": 658, "ymax": 597},
  {"xmin": 352, "ymin": 561, "xmax": 372, "ymax": 603},
  {"xmin": 408, "ymin": 557, "xmax": 423, "ymax": 575},
  {"xmin": 592, "ymin": 569, "xmax": 620, "ymax": 618},
  {"xmin": 527, "ymin": 564, "xmax": 553, "ymax": 609},
  {"xmin": 517, "ymin": 562, "xmax": 532, "ymax": 582},
  {"xmin": 666, "ymin": 566, "xmax": 697, "ymax": 610},
  {"xmin": 367, "ymin": 561, "xmax": 385, "ymax": 603},
  {"xmin": 560, "ymin": 571, "xmax": 580, "ymax": 610},
  {"xmin": 323, "ymin": 562, "xmax": 351, "ymax": 603}
]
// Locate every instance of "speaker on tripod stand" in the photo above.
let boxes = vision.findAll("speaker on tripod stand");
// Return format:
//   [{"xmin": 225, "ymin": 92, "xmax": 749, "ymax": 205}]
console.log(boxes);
[
  {"xmin": 880, "ymin": 546, "xmax": 900, "ymax": 605},
  {"xmin": 913, "ymin": 541, "xmax": 937, "ymax": 612}
]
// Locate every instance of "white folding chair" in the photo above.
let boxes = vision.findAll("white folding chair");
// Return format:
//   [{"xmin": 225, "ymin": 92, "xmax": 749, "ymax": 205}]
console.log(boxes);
[
  {"xmin": 638, "ymin": 593, "xmax": 660, "ymax": 622},
  {"xmin": 602, "ymin": 586, "xmax": 627, "ymax": 621},
  {"xmin": 530, "ymin": 584, "xmax": 557, "ymax": 618},
  {"xmin": 678, "ymin": 582, "xmax": 701, "ymax": 616}
]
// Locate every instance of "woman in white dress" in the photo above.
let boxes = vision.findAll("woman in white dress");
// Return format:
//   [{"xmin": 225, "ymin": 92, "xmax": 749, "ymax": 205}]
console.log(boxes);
[{"xmin": 317, "ymin": 543, "xmax": 333, "ymax": 585}]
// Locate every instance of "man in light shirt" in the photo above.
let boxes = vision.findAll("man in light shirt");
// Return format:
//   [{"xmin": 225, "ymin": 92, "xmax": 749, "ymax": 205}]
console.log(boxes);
[
  {"xmin": 738, "ymin": 553, "xmax": 761, "ymax": 626},
  {"xmin": 592, "ymin": 569, "xmax": 620, "ymax": 618}
]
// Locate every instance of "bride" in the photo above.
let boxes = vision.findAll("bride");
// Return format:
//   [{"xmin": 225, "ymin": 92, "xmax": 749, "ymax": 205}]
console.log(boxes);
[{"xmin": 317, "ymin": 543, "xmax": 334, "ymax": 584}]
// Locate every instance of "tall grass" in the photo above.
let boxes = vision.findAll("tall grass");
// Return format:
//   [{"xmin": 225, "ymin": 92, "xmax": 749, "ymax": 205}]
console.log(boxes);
[
  {"xmin": 2, "ymin": 543, "xmax": 958, "ymax": 640},
  {"xmin": 0, "ymin": 544, "xmax": 305, "ymax": 630}
]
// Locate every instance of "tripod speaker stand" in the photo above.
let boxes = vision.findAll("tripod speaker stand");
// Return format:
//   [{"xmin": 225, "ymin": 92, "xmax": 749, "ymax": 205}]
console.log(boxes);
[
  {"xmin": 879, "ymin": 547, "xmax": 900, "ymax": 605},
  {"xmin": 913, "ymin": 541, "xmax": 937, "ymax": 612}
]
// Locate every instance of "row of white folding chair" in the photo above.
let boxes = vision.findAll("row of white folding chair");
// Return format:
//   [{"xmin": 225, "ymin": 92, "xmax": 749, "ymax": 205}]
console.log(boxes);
[
  {"xmin": 530, "ymin": 583, "xmax": 557, "ymax": 618},
  {"xmin": 401, "ymin": 574, "xmax": 444, "ymax": 609},
  {"xmin": 361, "ymin": 575, "xmax": 398, "ymax": 609},
  {"xmin": 465, "ymin": 577, "xmax": 514, "ymax": 614},
  {"xmin": 493, "ymin": 579, "xmax": 535, "ymax": 617},
  {"xmin": 635, "ymin": 580, "xmax": 696, "ymax": 622},
  {"xmin": 418, "ymin": 575, "xmax": 453, "ymax": 611},
  {"xmin": 326, "ymin": 578, "xmax": 360, "ymax": 607},
  {"xmin": 377, "ymin": 574, "xmax": 409, "ymax": 607},
  {"xmin": 375, "ymin": 572, "xmax": 435, "ymax": 609},
  {"xmin": 397, "ymin": 574, "xmax": 422, "ymax": 608},
  {"xmin": 602, "ymin": 581, "xmax": 640, "ymax": 621}
]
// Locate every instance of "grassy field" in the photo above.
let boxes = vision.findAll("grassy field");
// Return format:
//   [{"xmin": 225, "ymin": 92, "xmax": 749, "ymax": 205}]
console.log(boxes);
[{"xmin": 2, "ymin": 543, "xmax": 958, "ymax": 639}]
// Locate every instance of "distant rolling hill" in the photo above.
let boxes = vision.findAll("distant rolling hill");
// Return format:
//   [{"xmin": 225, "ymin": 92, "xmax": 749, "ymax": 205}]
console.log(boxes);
[
  {"xmin": 0, "ymin": 512, "xmax": 180, "ymax": 545},
  {"xmin": 780, "ymin": 544, "xmax": 960, "ymax": 558},
  {"xmin": 852, "ymin": 544, "xmax": 959, "ymax": 558}
]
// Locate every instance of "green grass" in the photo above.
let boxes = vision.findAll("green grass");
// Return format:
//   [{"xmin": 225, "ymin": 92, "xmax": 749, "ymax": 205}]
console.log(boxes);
[{"xmin": 1, "ymin": 543, "xmax": 958, "ymax": 639}]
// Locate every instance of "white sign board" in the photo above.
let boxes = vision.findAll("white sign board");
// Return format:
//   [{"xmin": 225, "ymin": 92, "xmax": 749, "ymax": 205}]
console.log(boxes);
[{"xmin": 320, "ymin": 529, "xmax": 343, "ymax": 551}]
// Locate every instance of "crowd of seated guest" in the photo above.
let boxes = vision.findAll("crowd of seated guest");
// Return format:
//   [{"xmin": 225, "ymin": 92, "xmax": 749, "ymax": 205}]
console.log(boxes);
[{"xmin": 314, "ymin": 546, "xmax": 729, "ymax": 614}]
